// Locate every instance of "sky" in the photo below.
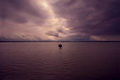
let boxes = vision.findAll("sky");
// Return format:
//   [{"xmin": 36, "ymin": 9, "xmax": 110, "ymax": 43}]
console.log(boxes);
[{"xmin": 0, "ymin": 0, "xmax": 120, "ymax": 41}]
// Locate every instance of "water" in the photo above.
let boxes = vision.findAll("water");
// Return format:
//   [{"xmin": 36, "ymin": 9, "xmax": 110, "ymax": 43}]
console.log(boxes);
[{"xmin": 0, "ymin": 42, "xmax": 120, "ymax": 80}]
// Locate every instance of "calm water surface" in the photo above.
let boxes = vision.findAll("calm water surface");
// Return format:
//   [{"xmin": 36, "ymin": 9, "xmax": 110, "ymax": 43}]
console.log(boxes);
[{"xmin": 0, "ymin": 42, "xmax": 120, "ymax": 80}]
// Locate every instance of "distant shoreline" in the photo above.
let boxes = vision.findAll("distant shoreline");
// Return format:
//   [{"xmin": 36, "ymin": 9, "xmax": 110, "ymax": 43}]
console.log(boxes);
[{"xmin": 0, "ymin": 41, "xmax": 120, "ymax": 42}]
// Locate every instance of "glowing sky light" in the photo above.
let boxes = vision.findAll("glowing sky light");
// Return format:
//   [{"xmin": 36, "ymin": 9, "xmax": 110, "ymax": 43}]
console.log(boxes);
[
  {"xmin": 33, "ymin": 0, "xmax": 72, "ymax": 40},
  {"xmin": 0, "ymin": 0, "xmax": 120, "ymax": 41}
]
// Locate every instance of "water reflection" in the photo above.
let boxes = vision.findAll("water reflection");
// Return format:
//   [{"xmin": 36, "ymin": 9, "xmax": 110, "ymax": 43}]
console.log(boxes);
[{"xmin": 0, "ymin": 42, "xmax": 119, "ymax": 80}]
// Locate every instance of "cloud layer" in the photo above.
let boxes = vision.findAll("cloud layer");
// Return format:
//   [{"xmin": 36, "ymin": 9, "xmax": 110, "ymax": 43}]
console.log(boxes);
[{"xmin": 0, "ymin": 0, "xmax": 120, "ymax": 41}]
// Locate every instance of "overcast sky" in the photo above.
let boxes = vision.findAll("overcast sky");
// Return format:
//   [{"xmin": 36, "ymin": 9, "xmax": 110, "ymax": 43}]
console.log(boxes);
[{"xmin": 0, "ymin": 0, "xmax": 120, "ymax": 41}]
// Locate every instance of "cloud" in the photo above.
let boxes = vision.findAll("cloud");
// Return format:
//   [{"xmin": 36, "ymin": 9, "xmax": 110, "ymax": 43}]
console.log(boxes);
[
  {"xmin": 0, "ymin": 0, "xmax": 48, "ymax": 24},
  {"xmin": 53, "ymin": 0, "xmax": 120, "ymax": 40},
  {"xmin": 46, "ymin": 31, "xmax": 59, "ymax": 38},
  {"xmin": 0, "ymin": 0, "xmax": 49, "ymax": 41},
  {"xmin": 0, "ymin": 0, "xmax": 120, "ymax": 41}
]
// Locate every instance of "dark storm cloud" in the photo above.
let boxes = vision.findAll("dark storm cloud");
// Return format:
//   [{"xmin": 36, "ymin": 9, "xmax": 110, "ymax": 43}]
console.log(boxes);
[
  {"xmin": 53, "ymin": 0, "xmax": 120, "ymax": 40},
  {"xmin": 0, "ymin": 0, "xmax": 49, "ymax": 41},
  {"xmin": 57, "ymin": 29, "xmax": 67, "ymax": 34},
  {"xmin": 0, "ymin": 0, "xmax": 46, "ymax": 24},
  {"xmin": 0, "ymin": 0, "xmax": 120, "ymax": 41},
  {"xmin": 46, "ymin": 31, "xmax": 59, "ymax": 38}
]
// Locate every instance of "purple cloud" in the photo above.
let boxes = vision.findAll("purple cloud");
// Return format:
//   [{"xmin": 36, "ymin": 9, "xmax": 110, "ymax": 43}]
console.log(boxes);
[{"xmin": 0, "ymin": 0, "xmax": 120, "ymax": 41}]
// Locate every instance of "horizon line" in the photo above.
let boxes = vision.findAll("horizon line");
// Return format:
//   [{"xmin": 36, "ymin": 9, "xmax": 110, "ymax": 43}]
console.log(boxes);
[{"xmin": 0, "ymin": 41, "xmax": 120, "ymax": 42}]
